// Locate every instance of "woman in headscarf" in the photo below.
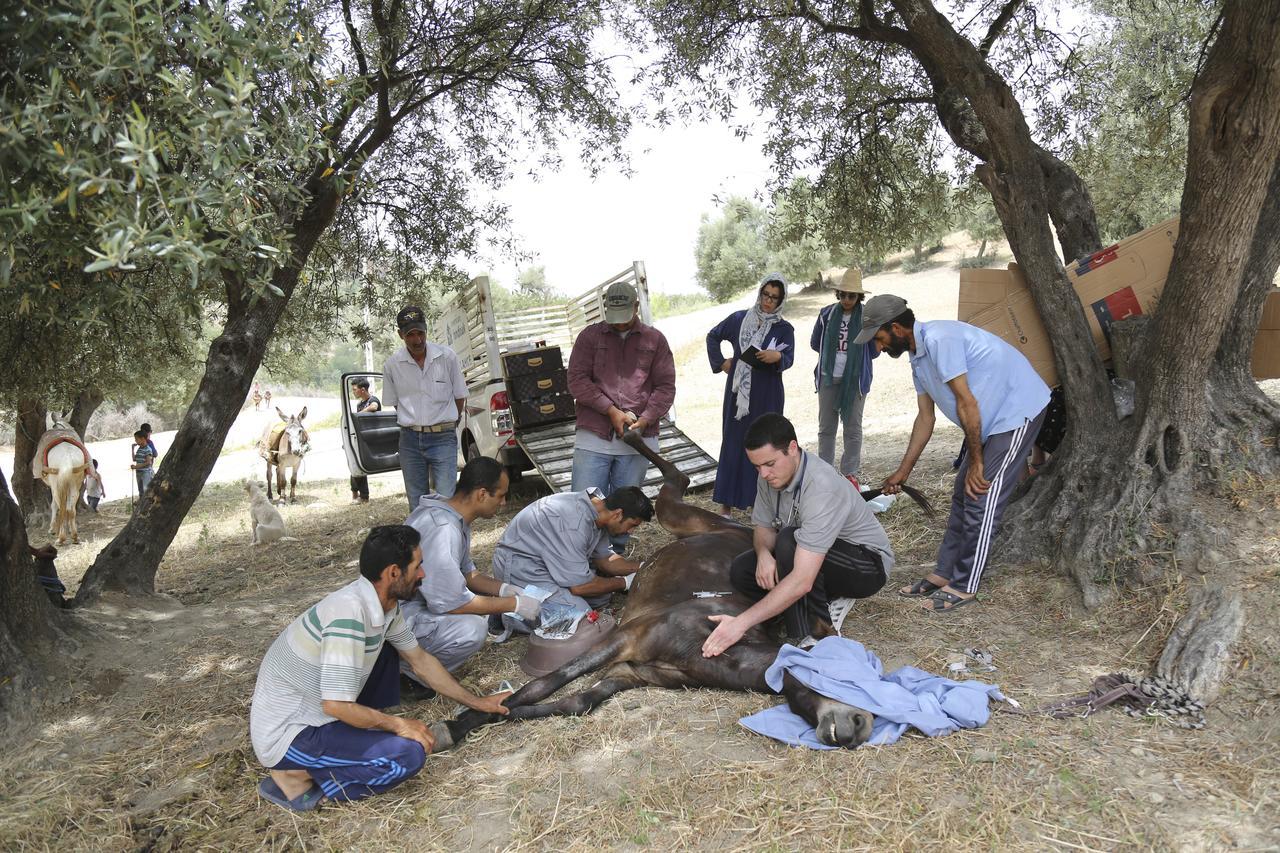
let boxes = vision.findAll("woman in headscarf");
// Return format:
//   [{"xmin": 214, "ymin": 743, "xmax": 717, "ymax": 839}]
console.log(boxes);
[{"xmin": 705, "ymin": 273, "xmax": 795, "ymax": 515}]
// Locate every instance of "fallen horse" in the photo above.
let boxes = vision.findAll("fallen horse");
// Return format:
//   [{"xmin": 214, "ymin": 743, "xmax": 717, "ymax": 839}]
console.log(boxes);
[{"xmin": 432, "ymin": 432, "xmax": 933, "ymax": 751}]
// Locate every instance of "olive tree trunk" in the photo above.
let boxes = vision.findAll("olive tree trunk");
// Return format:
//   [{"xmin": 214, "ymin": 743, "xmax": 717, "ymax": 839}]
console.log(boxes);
[
  {"xmin": 12, "ymin": 397, "xmax": 50, "ymax": 522},
  {"xmin": 0, "ymin": 466, "xmax": 62, "ymax": 717},
  {"xmin": 74, "ymin": 187, "xmax": 342, "ymax": 602}
]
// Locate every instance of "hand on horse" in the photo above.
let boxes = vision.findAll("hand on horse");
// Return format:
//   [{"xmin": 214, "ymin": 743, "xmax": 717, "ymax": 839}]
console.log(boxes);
[
  {"xmin": 702, "ymin": 614, "xmax": 746, "ymax": 658},
  {"xmin": 882, "ymin": 469, "xmax": 909, "ymax": 495},
  {"xmin": 470, "ymin": 691, "xmax": 513, "ymax": 716},
  {"xmin": 755, "ymin": 552, "xmax": 779, "ymax": 591}
]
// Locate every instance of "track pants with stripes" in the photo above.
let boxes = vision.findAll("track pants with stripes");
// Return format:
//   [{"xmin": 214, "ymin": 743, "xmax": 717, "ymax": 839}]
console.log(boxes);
[
  {"xmin": 936, "ymin": 408, "xmax": 1046, "ymax": 596},
  {"xmin": 270, "ymin": 644, "xmax": 427, "ymax": 801}
]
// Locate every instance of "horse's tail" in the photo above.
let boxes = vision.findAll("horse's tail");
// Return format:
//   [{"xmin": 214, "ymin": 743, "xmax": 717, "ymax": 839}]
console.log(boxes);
[{"xmin": 859, "ymin": 484, "xmax": 935, "ymax": 517}]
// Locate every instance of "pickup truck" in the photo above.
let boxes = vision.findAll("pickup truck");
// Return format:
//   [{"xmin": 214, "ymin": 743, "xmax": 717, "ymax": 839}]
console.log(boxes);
[{"xmin": 340, "ymin": 263, "xmax": 717, "ymax": 496}]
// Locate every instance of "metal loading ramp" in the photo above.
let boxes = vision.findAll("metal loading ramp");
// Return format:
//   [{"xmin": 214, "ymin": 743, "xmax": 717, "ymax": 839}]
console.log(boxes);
[{"xmin": 515, "ymin": 418, "xmax": 718, "ymax": 498}]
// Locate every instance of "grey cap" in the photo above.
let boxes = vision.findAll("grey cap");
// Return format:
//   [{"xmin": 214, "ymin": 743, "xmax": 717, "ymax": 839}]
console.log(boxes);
[
  {"xmin": 603, "ymin": 281, "xmax": 638, "ymax": 324},
  {"xmin": 852, "ymin": 294, "xmax": 909, "ymax": 344}
]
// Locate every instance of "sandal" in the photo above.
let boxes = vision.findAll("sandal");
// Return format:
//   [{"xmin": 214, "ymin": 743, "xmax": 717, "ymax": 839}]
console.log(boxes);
[
  {"xmin": 258, "ymin": 777, "xmax": 324, "ymax": 812},
  {"xmin": 922, "ymin": 589, "xmax": 976, "ymax": 614},
  {"xmin": 898, "ymin": 577, "xmax": 944, "ymax": 598}
]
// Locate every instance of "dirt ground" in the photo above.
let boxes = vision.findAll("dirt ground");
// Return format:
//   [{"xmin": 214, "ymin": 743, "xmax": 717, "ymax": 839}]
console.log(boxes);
[{"xmin": 3, "ymin": 238, "xmax": 1278, "ymax": 851}]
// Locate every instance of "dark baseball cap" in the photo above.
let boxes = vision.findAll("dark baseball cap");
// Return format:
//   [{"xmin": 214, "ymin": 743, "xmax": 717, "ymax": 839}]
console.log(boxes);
[
  {"xmin": 852, "ymin": 294, "xmax": 910, "ymax": 344},
  {"xmin": 396, "ymin": 305, "xmax": 428, "ymax": 333}
]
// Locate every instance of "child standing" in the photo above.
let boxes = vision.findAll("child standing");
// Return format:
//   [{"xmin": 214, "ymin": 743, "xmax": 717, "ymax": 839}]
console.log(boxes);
[
  {"xmin": 131, "ymin": 430, "xmax": 156, "ymax": 495},
  {"xmin": 84, "ymin": 459, "xmax": 105, "ymax": 511}
]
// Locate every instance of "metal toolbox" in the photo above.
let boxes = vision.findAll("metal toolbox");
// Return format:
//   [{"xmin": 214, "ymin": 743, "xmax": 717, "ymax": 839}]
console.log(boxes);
[
  {"xmin": 502, "ymin": 346, "xmax": 564, "ymax": 378},
  {"xmin": 510, "ymin": 393, "xmax": 576, "ymax": 429}
]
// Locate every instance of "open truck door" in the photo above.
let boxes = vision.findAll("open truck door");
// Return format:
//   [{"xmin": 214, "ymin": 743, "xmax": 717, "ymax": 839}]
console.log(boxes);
[{"xmin": 340, "ymin": 372, "xmax": 401, "ymax": 477}]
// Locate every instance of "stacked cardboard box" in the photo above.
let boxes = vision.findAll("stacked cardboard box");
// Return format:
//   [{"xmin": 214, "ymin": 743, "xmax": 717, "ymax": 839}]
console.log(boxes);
[{"xmin": 958, "ymin": 217, "xmax": 1280, "ymax": 384}]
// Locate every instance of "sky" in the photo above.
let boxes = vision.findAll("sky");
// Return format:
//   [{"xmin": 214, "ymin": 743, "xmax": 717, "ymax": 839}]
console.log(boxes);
[{"xmin": 482, "ymin": 117, "xmax": 774, "ymax": 297}]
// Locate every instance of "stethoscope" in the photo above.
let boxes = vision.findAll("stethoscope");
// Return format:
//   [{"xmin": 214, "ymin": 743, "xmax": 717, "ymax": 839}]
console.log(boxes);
[{"xmin": 771, "ymin": 452, "xmax": 808, "ymax": 530}]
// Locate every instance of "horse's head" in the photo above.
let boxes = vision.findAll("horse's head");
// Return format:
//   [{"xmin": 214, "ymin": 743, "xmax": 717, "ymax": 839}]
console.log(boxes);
[
  {"xmin": 275, "ymin": 407, "xmax": 308, "ymax": 456},
  {"xmin": 48, "ymin": 410, "xmax": 73, "ymax": 432}
]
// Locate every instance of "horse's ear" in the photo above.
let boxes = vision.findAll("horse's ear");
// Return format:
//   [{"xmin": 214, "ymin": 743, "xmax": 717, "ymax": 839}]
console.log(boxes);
[
  {"xmin": 276, "ymin": 406, "xmax": 287, "ymax": 421},
  {"xmin": 297, "ymin": 406, "xmax": 307, "ymax": 421}
]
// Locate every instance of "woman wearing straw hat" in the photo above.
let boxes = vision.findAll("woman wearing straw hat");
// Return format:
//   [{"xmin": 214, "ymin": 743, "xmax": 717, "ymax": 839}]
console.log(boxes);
[
  {"xmin": 810, "ymin": 267, "xmax": 879, "ymax": 482},
  {"xmin": 706, "ymin": 273, "xmax": 796, "ymax": 516}
]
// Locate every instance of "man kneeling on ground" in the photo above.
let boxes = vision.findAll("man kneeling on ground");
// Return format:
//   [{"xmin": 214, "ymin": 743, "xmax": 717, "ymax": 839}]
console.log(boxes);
[
  {"xmin": 491, "ymin": 486, "xmax": 653, "ymax": 630},
  {"xmin": 398, "ymin": 458, "xmax": 543, "ymax": 697},
  {"xmin": 702, "ymin": 413, "xmax": 896, "ymax": 658},
  {"xmin": 249, "ymin": 525, "xmax": 510, "ymax": 811}
]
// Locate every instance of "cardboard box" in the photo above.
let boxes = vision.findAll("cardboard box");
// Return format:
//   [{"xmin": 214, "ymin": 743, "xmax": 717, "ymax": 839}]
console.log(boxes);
[
  {"xmin": 958, "ymin": 264, "xmax": 1029, "ymax": 322},
  {"xmin": 964, "ymin": 288, "xmax": 1059, "ymax": 387},
  {"xmin": 1253, "ymin": 290, "xmax": 1280, "ymax": 379},
  {"xmin": 1065, "ymin": 217, "xmax": 1179, "ymax": 360},
  {"xmin": 958, "ymin": 221, "xmax": 1280, "ymax": 384}
]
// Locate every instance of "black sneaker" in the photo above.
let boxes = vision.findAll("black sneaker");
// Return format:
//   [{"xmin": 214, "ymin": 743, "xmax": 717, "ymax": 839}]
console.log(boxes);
[{"xmin": 399, "ymin": 674, "xmax": 436, "ymax": 702}]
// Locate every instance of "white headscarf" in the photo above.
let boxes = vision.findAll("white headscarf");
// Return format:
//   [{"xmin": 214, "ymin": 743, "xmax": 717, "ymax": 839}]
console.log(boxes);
[{"xmin": 732, "ymin": 273, "xmax": 787, "ymax": 420}]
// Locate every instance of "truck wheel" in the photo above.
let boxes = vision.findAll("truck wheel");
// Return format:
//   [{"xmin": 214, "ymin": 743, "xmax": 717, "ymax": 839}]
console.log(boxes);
[{"xmin": 463, "ymin": 436, "xmax": 481, "ymax": 463}]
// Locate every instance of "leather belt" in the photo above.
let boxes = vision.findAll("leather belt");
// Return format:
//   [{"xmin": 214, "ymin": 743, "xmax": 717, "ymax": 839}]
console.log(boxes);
[{"xmin": 402, "ymin": 422, "xmax": 456, "ymax": 433}]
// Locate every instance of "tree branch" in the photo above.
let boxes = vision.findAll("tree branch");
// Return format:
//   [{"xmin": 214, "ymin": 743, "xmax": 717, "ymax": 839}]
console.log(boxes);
[
  {"xmin": 979, "ymin": 0, "xmax": 1026, "ymax": 56},
  {"xmin": 341, "ymin": 0, "xmax": 369, "ymax": 78}
]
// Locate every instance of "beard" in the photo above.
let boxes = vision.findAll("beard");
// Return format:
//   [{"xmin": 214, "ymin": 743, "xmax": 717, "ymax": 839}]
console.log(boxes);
[
  {"xmin": 885, "ymin": 331, "xmax": 910, "ymax": 358},
  {"xmin": 392, "ymin": 575, "xmax": 422, "ymax": 601}
]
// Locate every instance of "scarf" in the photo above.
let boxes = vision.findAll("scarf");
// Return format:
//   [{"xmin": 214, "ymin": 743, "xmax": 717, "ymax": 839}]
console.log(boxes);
[
  {"xmin": 733, "ymin": 274, "xmax": 787, "ymax": 420},
  {"xmin": 820, "ymin": 302, "xmax": 863, "ymax": 411}
]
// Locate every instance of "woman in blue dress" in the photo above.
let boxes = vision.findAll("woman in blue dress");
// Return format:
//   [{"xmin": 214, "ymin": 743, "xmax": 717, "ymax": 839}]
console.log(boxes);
[{"xmin": 705, "ymin": 273, "xmax": 796, "ymax": 515}]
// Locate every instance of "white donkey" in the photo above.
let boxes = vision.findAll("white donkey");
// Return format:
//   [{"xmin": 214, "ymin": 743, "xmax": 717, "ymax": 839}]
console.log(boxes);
[
  {"xmin": 33, "ymin": 414, "xmax": 91, "ymax": 544},
  {"xmin": 260, "ymin": 406, "xmax": 310, "ymax": 504}
]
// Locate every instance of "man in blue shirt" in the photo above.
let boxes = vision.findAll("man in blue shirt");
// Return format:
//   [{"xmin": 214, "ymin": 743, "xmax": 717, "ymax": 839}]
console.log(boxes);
[{"xmin": 853, "ymin": 294, "xmax": 1049, "ymax": 613}]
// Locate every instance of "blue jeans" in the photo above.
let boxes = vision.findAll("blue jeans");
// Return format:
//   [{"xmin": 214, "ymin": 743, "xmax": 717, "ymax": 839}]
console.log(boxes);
[
  {"xmin": 135, "ymin": 468, "xmax": 153, "ymax": 495},
  {"xmin": 571, "ymin": 448, "xmax": 649, "ymax": 553},
  {"xmin": 399, "ymin": 428, "xmax": 458, "ymax": 510}
]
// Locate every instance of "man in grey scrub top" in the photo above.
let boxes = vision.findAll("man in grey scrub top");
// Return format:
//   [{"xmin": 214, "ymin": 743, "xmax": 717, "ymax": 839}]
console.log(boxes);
[
  {"xmin": 492, "ymin": 486, "xmax": 653, "ymax": 629},
  {"xmin": 399, "ymin": 458, "xmax": 542, "ymax": 693},
  {"xmin": 702, "ymin": 413, "xmax": 895, "ymax": 658}
]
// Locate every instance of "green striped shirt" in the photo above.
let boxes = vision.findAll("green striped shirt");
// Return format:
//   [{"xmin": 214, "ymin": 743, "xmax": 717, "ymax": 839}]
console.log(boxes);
[{"xmin": 249, "ymin": 577, "xmax": 417, "ymax": 767}]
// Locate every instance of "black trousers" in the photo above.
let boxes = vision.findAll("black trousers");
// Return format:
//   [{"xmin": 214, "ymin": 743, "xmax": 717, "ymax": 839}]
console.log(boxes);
[
  {"xmin": 350, "ymin": 475, "xmax": 369, "ymax": 500},
  {"xmin": 729, "ymin": 526, "xmax": 886, "ymax": 640}
]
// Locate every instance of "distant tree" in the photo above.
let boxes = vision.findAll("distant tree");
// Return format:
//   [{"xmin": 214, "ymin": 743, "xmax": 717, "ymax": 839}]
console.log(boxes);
[
  {"xmin": 957, "ymin": 191, "xmax": 1005, "ymax": 262},
  {"xmin": 694, "ymin": 196, "xmax": 770, "ymax": 301},
  {"xmin": 1066, "ymin": 0, "xmax": 1217, "ymax": 242},
  {"xmin": 517, "ymin": 265, "xmax": 555, "ymax": 299}
]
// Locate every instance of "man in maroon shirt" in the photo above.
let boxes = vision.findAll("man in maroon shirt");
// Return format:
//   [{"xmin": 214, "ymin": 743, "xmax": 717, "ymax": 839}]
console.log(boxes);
[{"xmin": 567, "ymin": 281, "xmax": 676, "ymax": 553}]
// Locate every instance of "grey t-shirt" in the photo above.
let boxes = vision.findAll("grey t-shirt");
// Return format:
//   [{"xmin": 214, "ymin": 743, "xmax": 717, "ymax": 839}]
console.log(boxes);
[
  {"xmin": 491, "ymin": 490, "xmax": 613, "ymax": 607},
  {"xmin": 750, "ymin": 451, "xmax": 895, "ymax": 574},
  {"xmin": 404, "ymin": 494, "xmax": 475, "ymax": 614}
]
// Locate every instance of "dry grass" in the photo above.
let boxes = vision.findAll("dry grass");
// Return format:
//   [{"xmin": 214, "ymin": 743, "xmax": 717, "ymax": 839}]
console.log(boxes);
[
  {"xmin": 3, "ymin": 239, "xmax": 1279, "ymax": 850},
  {"xmin": 3, "ymin": 457, "xmax": 1277, "ymax": 851}
]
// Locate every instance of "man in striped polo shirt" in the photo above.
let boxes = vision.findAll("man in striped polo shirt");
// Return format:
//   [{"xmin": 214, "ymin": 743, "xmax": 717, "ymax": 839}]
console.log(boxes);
[{"xmin": 249, "ymin": 525, "xmax": 510, "ymax": 811}]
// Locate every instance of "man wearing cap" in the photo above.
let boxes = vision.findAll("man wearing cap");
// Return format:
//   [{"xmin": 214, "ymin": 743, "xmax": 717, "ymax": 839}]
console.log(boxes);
[
  {"xmin": 397, "ymin": 457, "xmax": 542, "ymax": 697},
  {"xmin": 856, "ymin": 294, "xmax": 1049, "ymax": 613},
  {"xmin": 382, "ymin": 305, "xmax": 468, "ymax": 508},
  {"xmin": 566, "ymin": 280, "xmax": 675, "ymax": 553},
  {"xmin": 810, "ymin": 267, "xmax": 879, "ymax": 482}
]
